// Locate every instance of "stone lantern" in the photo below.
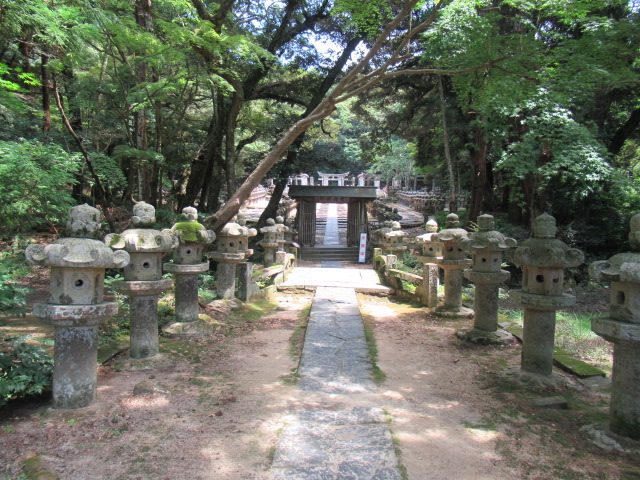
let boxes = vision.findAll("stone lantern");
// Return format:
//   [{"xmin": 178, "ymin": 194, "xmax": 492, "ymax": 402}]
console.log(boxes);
[
  {"xmin": 259, "ymin": 218, "xmax": 280, "ymax": 267},
  {"xmin": 371, "ymin": 221, "xmax": 395, "ymax": 249},
  {"xmin": 431, "ymin": 213, "xmax": 472, "ymax": 318},
  {"xmin": 163, "ymin": 207, "xmax": 215, "ymax": 323},
  {"xmin": 511, "ymin": 213, "xmax": 583, "ymax": 383},
  {"xmin": 25, "ymin": 204, "xmax": 130, "ymax": 409},
  {"xmin": 275, "ymin": 216, "xmax": 289, "ymax": 253},
  {"xmin": 459, "ymin": 214, "xmax": 517, "ymax": 344},
  {"xmin": 590, "ymin": 213, "xmax": 640, "ymax": 440},
  {"xmin": 105, "ymin": 202, "xmax": 174, "ymax": 359},
  {"xmin": 211, "ymin": 216, "xmax": 257, "ymax": 299},
  {"xmin": 383, "ymin": 228, "xmax": 408, "ymax": 257},
  {"xmin": 416, "ymin": 219, "xmax": 443, "ymax": 308}
]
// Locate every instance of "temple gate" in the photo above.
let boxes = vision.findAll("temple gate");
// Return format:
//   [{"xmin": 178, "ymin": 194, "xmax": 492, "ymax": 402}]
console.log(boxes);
[{"xmin": 288, "ymin": 186, "xmax": 377, "ymax": 247}]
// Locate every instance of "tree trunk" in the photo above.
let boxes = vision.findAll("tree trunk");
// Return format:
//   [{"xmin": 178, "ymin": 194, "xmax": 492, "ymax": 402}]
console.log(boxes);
[
  {"xmin": 467, "ymin": 126, "xmax": 488, "ymax": 225},
  {"xmin": 438, "ymin": 76, "xmax": 456, "ymax": 213},
  {"xmin": 257, "ymin": 178, "xmax": 288, "ymax": 228},
  {"xmin": 41, "ymin": 55, "xmax": 51, "ymax": 131},
  {"xmin": 134, "ymin": 0, "xmax": 154, "ymax": 203}
]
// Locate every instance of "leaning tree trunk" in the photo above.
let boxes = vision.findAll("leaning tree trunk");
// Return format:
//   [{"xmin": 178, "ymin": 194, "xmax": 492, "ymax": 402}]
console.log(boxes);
[{"xmin": 257, "ymin": 178, "xmax": 288, "ymax": 228}]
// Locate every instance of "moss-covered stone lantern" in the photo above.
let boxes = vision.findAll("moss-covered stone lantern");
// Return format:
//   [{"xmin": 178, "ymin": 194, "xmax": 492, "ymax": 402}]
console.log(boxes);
[
  {"xmin": 163, "ymin": 206, "xmax": 215, "ymax": 323},
  {"xmin": 431, "ymin": 213, "xmax": 472, "ymax": 318},
  {"xmin": 458, "ymin": 214, "xmax": 517, "ymax": 344},
  {"xmin": 211, "ymin": 215, "xmax": 257, "ymax": 299},
  {"xmin": 511, "ymin": 213, "xmax": 583, "ymax": 383},
  {"xmin": 590, "ymin": 213, "xmax": 640, "ymax": 440},
  {"xmin": 25, "ymin": 204, "xmax": 130, "ymax": 409},
  {"xmin": 105, "ymin": 202, "xmax": 174, "ymax": 359}
]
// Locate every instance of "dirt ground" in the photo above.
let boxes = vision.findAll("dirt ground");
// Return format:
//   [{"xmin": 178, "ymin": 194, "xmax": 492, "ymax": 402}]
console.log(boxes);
[{"xmin": 1, "ymin": 288, "xmax": 640, "ymax": 479}]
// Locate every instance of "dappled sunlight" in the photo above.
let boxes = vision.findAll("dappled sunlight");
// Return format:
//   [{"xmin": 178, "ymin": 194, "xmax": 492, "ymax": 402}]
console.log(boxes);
[
  {"xmin": 425, "ymin": 401, "xmax": 460, "ymax": 411},
  {"xmin": 366, "ymin": 305, "xmax": 397, "ymax": 318},
  {"xmin": 381, "ymin": 389, "xmax": 405, "ymax": 400},
  {"xmin": 464, "ymin": 427, "xmax": 500, "ymax": 442},
  {"xmin": 119, "ymin": 394, "xmax": 171, "ymax": 409}
]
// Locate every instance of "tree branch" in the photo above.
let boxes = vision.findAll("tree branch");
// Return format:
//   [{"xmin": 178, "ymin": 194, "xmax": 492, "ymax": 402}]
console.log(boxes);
[{"xmin": 52, "ymin": 77, "xmax": 115, "ymax": 231}]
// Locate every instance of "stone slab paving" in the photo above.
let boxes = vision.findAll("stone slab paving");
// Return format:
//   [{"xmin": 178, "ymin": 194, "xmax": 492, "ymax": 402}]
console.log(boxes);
[
  {"xmin": 279, "ymin": 267, "xmax": 391, "ymax": 295},
  {"xmin": 271, "ymin": 287, "xmax": 402, "ymax": 480}
]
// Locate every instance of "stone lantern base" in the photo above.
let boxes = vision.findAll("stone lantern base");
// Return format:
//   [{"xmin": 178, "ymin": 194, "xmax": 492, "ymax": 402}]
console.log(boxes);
[
  {"xmin": 592, "ymin": 318, "xmax": 640, "ymax": 440},
  {"xmin": 163, "ymin": 262, "xmax": 209, "ymax": 323},
  {"xmin": 455, "ymin": 327, "xmax": 513, "ymax": 345},
  {"xmin": 33, "ymin": 302, "xmax": 118, "ymax": 409}
]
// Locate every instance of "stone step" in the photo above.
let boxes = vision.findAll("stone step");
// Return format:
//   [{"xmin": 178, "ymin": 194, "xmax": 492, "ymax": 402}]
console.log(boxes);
[{"xmin": 299, "ymin": 247, "xmax": 359, "ymax": 262}]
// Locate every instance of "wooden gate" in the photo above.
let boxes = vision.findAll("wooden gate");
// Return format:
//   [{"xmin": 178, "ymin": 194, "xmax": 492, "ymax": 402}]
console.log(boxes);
[{"xmin": 297, "ymin": 199, "xmax": 316, "ymax": 246}]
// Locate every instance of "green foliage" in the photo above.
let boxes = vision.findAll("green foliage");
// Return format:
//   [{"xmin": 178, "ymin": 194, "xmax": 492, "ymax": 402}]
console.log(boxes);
[
  {"xmin": 0, "ymin": 139, "xmax": 80, "ymax": 233},
  {"xmin": 0, "ymin": 334, "xmax": 54, "ymax": 407},
  {"xmin": 496, "ymin": 92, "xmax": 613, "ymax": 205},
  {"xmin": 89, "ymin": 153, "xmax": 128, "ymax": 191},
  {"xmin": 333, "ymin": 0, "xmax": 391, "ymax": 36},
  {"xmin": 0, "ymin": 238, "xmax": 31, "ymax": 316}
]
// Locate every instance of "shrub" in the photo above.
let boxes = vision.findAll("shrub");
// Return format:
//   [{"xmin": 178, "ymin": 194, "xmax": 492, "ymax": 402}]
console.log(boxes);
[
  {"xmin": 0, "ymin": 139, "xmax": 80, "ymax": 233},
  {"xmin": 0, "ymin": 334, "xmax": 53, "ymax": 406},
  {"xmin": 0, "ymin": 238, "xmax": 31, "ymax": 316}
]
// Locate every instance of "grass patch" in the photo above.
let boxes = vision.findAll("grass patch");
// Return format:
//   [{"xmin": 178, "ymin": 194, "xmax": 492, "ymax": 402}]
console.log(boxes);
[
  {"xmin": 237, "ymin": 299, "xmax": 278, "ymax": 323},
  {"xmin": 502, "ymin": 309, "xmax": 612, "ymax": 371},
  {"xmin": 284, "ymin": 300, "xmax": 312, "ymax": 385},
  {"xmin": 391, "ymin": 434, "xmax": 409, "ymax": 480},
  {"xmin": 362, "ymin": 314, "xmax": 386, "ymax": 384}
]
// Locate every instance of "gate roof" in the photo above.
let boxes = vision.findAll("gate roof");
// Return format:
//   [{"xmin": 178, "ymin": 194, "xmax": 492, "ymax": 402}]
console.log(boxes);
[{"xmin": 288, "ymin": 186, "xmax": 377, "ymax": 203}]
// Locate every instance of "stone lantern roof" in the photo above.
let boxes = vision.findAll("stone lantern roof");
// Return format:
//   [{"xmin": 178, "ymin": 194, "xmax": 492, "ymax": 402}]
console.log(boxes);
[
  {"xmin": 514, "ymin": 213, "xmax": 583, "ymax": 268},
  {"xmin": 432, "ymin": 213, "xmax": 468, "ymax": 243},
  {"xmin": 105, "ymin": 202, "xmax": 174, "ymax": 253},
  {"xmin": 166, "ymin": 207, "xmax": 215, "ymax": 245},
  {"xmin": 463, "ymin": 214, "xmax": 517, "ymax": 252},
  {"xmin": 590, "ymin": 213, "xmax": 640, "ymax": 284},
  {"xmin": 26, "ymin": 204, "xmax": 129, "ymax": 269}
]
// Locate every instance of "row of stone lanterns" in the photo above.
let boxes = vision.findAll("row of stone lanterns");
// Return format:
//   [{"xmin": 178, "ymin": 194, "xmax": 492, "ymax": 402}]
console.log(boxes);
[
  {"xmin": 379, "ymin": 212, "xmax": 584, "ymax": 386},
  {"xmin": 390, "ymin": 211, "xmax": 640, "ymax": 443},
  {"xmin": 26, "ymin": 203, "xmax": 262, "ymax": 409}
]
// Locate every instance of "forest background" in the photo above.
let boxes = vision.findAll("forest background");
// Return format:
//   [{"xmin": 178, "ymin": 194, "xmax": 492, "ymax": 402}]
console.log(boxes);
[{"xmin": 1, "ymin": 0, "xmax": 640, "ymax": 258}]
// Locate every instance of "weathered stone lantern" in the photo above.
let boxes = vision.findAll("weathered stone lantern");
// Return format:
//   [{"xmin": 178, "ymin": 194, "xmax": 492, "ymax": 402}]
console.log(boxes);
[
  {"xmin": 163, "ymin": 207, "xmax": 215, "ymax": 323},
  {"xmin": 383, "ymin": 228, "xmax": 408, "ymax": 257},
  {"xmin": 431, "ymin": 213, "xmax": 472, "ymax": 318},
  {"xmin": 275, "ymin": 216, "xmax": 289, "ymax": 253},
  {"xmin": 371, "ymin": 221, "xmax": 395, "ymax": 249},
  {"xmin": 211, "ymin": 216, "xmax": 257, "ymax": 299},
  {"xmin": 590, "ymin": 213, "xmax": 640, "ymax": 440},
  {"xmin": 105, "ymin": 202, "xmax": 174, "ymax": 359},
  {"xmin": 458, "ymin": 214, "xmax": 516, "ymax": 344},
  {"xmin": 259, "ymin": 218, "xmax": 280, "ymax": 267},
  {"xmin": 416, "ymin": 219, "xmax": 443, "ymax": 308},
  {"xmin": 25, "ymin": 204, "xmax": 130, "ymax": 409},
  {"xmin": 511, "ymin": 213, "xmax": 583, "ymax": 383}
]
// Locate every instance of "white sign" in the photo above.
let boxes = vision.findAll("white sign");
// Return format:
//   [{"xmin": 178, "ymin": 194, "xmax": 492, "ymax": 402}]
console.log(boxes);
[{"xmin": 358, "ymin": 233, "xmax": 367, "ymax": 263}]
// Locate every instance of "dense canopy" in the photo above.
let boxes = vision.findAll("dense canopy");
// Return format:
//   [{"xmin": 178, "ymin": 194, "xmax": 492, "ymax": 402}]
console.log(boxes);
[{"xmin": 0, "ymin": 0, "xmax": 639, "ymax": 254}]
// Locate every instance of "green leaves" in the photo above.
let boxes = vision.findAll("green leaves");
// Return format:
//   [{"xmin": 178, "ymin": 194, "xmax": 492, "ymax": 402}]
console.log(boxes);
[
  {"xmin": 0, "ymin": 334, "xmax": 53, "ymax": 407},
  {"xmin": 0, "ymin": 140, "xmax": 80, "ymax": 233}
]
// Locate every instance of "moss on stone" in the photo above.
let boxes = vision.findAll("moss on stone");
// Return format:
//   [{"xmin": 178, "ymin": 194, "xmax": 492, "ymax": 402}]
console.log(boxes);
[
  {"xmin": 553, "ymin": 348, "xmax": 606, "ymax": 378},
  {"xmin": 107, "ymin": 234, "xmax": 122, "ymax": 247},
  {"xmin": 173, "ymin": 221, "xmax": 205, "ymax": 243}
]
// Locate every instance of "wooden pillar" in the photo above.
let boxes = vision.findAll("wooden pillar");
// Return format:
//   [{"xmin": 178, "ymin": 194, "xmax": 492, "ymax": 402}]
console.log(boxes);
[
  {"xmin": 347, "ymin": 201, "xmax": 368, "ymax": 246},
  {"xmin": 297, "ymin": 199, "xmax": 316, "ymax": 246}
]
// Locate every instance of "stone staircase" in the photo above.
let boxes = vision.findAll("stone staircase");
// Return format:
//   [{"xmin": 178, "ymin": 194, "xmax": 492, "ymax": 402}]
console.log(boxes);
[{"xmin": 299, "ymin": 246, "xmax": 360, "ymax": 263}]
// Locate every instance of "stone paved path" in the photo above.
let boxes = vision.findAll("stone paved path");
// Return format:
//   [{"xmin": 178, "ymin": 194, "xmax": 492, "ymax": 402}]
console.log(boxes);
[
  {"xmin": 271, "ymin": 287, "xmax": 402, "ymax": 480},
  {"xmin": 323, "ymin": 204, "xmax": 340, "ymax": 245}
]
